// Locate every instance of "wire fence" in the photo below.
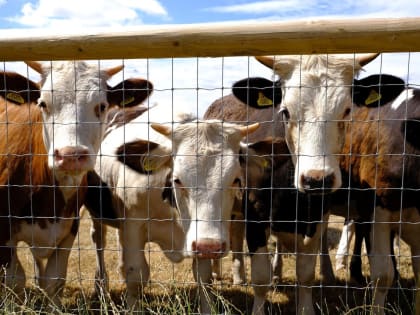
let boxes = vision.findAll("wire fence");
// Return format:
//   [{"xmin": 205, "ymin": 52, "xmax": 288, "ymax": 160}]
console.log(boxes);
[{"xmin": 0, "ymin": 18, "xmax": 420, "ymax": 314}]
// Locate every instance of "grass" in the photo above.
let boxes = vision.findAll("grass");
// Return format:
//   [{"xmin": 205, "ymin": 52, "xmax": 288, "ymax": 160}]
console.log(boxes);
[{"xmin": 2, "ymin": 214, "xmax": 416, "ymax": 314}]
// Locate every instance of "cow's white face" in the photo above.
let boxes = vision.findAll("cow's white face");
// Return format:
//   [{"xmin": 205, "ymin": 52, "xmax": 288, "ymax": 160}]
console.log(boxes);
[
  {"xmin": 256, "ymin": 54, "xmax": 378, "ymax": 193},
  {"xmin": 152, "ymin": 121, "xmax": 259, "ymax": 259},
  {"xmin": 28, "ymin": 61, "xmax": 123, "ymax": 186}
]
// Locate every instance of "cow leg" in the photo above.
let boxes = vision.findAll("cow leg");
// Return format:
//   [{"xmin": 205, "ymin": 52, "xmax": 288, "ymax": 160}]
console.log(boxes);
[
  {"xmin": 319, "ymin": 226, "xmax": 335, "ymax": 283},
  {"xmin": 399, "ymin": 208, "xmax": 420, "ymax": 314},
  {"xmin": 41, "ymin": 227, "xmax": 78, "ymax": 307},
  {"xmin": 119, "ymin": 222, "xmax": 149, "ymax": 312},
  {"xmin": 271, "ymin": 236, "xmax": 282, "ymax": 284},
  {"xmin": 246, "ymin": 203, "xmax": 271, "ymax": 315},
  {"xmin": 350, "ymin": 221, "xmax": 367, "ymax": 284},
  {"xmin": 211, "ymin": 259, "xmax": 222, "ymax": 281},
  {"xmin": 231, "ymin": 217, "xmax": 246, "ymax": 285},
  {"xmin": 2, "ymin": 246, "xmax": 26, "ymax": 301},
  {"xmin": 250, "ymin": 246, "xmax": 271, "ymax": 315},
  {"xmin": 369, "ymin": 206, "xmax": 393, "ymax": 315},
  {"xmin": 192, "ymin": 258, "xmax": 213, "ymax": 314},
  {"xmin": 336, "ymin": 219, "xmax": 355, "ymax": 271},
  {"xmin": 211, "ymin": 218, "xmax": 246, "ymax": 284},
  {"xmin": 90, "ymin": 218, "xmax": 109, "ymax": 295}
]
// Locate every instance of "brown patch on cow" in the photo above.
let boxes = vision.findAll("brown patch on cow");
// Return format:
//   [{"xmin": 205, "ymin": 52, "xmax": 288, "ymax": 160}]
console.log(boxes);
[
  {"xmin": 0, "ymin": 99, "xmax": 87, "ymax": 267},
  {"xmin": 115, "ymin": 140, "xmax": 160, "ymax": 174}
]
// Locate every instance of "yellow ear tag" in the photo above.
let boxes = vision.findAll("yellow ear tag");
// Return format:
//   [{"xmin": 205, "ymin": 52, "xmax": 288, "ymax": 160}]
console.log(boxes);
[
  {"xmin": 261, "ymin": 159, "xmax": 269, "ymax": 169},
  {"xmin": 6, "ymin": 92, "xmax": 25, "ymax": 104},
  {"xmin": 257, "ymin": 92, "xmax": 273, "ymax": 107},
  {"xmin": 365, "ymin": 89, "xmax": 381, "ymax": 105},
  {"xmin": 120, "ymin": 96, "xmax": 135, "ymax": 107},
  {"xmin": 143, "ymin": 157, "xmax": 158, "ymax": 172}
]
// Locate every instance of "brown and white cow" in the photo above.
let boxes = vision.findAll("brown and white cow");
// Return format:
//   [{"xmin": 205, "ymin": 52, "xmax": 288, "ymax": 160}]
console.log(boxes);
[
  {"xmin": 83, "ymin": 104, "xmax": 260, "ymax": 313},
  {"xmin": 204, "ymin": 53, "xmax": 380, "ymax": 315},
  {"xmin": 0, "ymin": 62, "xmax": 152, "ymax": 307},
  {"xmin": 336, "ymin": 74, "xmax": 420, "ymax": 315}
]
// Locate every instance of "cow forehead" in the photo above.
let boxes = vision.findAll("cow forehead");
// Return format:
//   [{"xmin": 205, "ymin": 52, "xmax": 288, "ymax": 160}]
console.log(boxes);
[
  {"xmin": 283, "ymin": 72, "xmax": 352, "ymax": 119},
  {"xmin": 41, "ymin": 61, "xmax": 108, "ymax": 99},
  {"xmin": 171, "ymin": 122, "xmax": 242, "ymax": 180}
]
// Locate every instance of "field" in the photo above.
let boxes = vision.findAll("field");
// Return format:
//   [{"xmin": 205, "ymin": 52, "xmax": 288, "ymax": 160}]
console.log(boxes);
[{"xmin": 4, "ymin": 213, "xmax": 415, "ymax": 314}]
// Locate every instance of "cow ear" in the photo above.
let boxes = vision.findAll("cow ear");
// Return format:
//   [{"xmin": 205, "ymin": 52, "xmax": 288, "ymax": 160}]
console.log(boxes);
[
  {"xmin": 352, "ymin": 74, "xmax": 405, "ymax": 107},
  {"xmin": 0, "ymin": 71, "xmax": 40, "ymax": 104},
  {"xmin": 232, "ymin": 77, "xmax": 282, "ymax": 109},
  {"xmin": 107, "ymin": 78, "xmax": 153, "ymax": 108},
  {"xmin": 115, "ymin": 139, "xmax": 171, "ymax": 174},
  {"xmin": 248, "ymin": 137, "xmax": 290, "ymax": 167},
  {"xmin": 240, "ymin": 137, "xmax": 289, "ymax": 172}
]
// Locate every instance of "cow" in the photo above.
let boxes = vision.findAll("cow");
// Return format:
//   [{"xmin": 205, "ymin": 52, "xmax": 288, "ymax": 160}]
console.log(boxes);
[
  {"xmin": 335, "ymin": 73, "xmax": 420, "ymax": 315},
  {"xmin": 82, "ymin": 103, "xmax": 261, "ymax": 313},
  {"xmin": 0, "ymin": 62, "xmax": 153, "ymax": 307},
  {"xmin": 204, "ymin": 53, "xmax": 380, "ymax": 315}
]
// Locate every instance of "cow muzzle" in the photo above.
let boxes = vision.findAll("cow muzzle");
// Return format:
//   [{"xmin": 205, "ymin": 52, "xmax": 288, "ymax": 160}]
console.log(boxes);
[
  {"xmin": 53, "ymin": 146, "xmax": 93, "ymax": 173},
  {"xmin": 192, "ymin": 238, "xmax": 227, "ymax": 259},
  {"xmin": 300, "ymin": 170, "xmax": 337, "ymax": 194}
]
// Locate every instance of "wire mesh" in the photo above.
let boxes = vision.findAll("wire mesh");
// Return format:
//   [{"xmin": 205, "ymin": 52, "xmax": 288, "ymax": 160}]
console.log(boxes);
[{"xmin": 0, "ymin": 53, "xmax": 419, "ymax": 314}]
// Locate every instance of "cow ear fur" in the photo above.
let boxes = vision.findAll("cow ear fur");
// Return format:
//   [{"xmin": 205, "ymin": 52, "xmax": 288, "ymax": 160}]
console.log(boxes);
[
  {"xmin": 232, "ymin": 77, "xmax": 282, "ymax": 109},
  {"xmin": 107, "ymin": 78, "xmax": 153, "ymax": 108},
  {"xmin": 352, "ymin": 74, "xmax": 405, "ymax": 107},
  {"xmin": 115, "ymin": 139, "xmax": 171, "ymax": 174},
  {"xmin": 240, "ymin": 137, "xmax": 289, "ymax": 172}
]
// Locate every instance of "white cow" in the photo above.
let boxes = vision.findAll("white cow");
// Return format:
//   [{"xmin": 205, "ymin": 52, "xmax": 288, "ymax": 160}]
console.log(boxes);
[
  {"xmin": 210, "ymin": 54, "xmax": 380, "ymax": 315},
  {"xmin": 83, "ymin": 104, "xmax": 260, "ymax": 313}
]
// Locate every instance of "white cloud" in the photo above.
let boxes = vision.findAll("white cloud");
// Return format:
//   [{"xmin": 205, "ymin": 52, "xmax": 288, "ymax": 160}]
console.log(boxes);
[
  {"xmin": 207, "ymin": 0, "xmax": 420, "ymax": 19},
  {"xmin": 9, "ymin": 0, "xmax": 168, "ymax": 29},
  {"xmin": 208, "ymin": 0, "xmax": 313, "ymax": 15}
]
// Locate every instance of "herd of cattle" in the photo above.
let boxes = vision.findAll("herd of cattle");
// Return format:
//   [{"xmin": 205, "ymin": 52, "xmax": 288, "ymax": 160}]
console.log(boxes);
[{"xmin": 0, "ymin": 54, "xmax": 419, "ymax": 315}]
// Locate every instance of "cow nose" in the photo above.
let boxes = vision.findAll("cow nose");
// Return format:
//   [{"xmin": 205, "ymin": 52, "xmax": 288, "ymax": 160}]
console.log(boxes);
[
  {"xmin": 301, "ymin": 170, "xmax": 335, "ymax": 192},
  {"xmin": 192, "ymin": 238, "xmax": 227, "ymax": 259},
  {"xmin": 54, "ymin": 146, "xmax": 91, "ymax": 172}
]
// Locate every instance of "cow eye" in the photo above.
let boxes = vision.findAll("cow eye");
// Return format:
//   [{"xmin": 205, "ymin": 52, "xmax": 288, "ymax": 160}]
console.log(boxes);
[
  {"xmin": 99, "ymin": 103, "xmax": 107, "ymax": 113},
  {"xmin": 38, "ymin": 100, "xmax": 47, "ymax": 109},
  {"xmin": 343, "ymin": 107, "xmax": 351, "ymax": 118},
  {"xmin": 233, "ymin": 178, "xmax": 241, "ymax": 186},
  {"xmin": 279, "ymin": 106, "xmax": 290, "ymax": 122},
  {"xmin": 174, "ymin": 178, "xmax": 182, "ymax": 186}
]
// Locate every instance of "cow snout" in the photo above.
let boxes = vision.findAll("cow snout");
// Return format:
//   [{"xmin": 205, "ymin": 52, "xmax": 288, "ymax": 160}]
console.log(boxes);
[
  {"xmin": 192, "ymin": 238, "xmax": 227, "ymax": 259},
  {"xmin": 54, "ymin": 146, "xmax": 92, "ymax": 172},
  {"xmin": 301, "ymin": 170, "xmax": 335, "ymax": 193}
]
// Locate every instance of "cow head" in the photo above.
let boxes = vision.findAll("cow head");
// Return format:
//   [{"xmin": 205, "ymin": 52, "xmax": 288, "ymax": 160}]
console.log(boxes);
[
  {"xmin": 26, "ymin": 61, "xmax": 152, "ymax": 187},
  {"xmin": 233, "ymin": 54, "xmax": 379, "ymax": 193},
  {"xmin": 117, "ymin": 120, "xmax": 259, "ymax": 259}
]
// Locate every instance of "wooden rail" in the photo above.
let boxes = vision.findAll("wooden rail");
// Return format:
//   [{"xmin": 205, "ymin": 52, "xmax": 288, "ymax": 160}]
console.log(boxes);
[{"xmin": 0, "ymin": 17, "xmax": 419, "ymax": 61}]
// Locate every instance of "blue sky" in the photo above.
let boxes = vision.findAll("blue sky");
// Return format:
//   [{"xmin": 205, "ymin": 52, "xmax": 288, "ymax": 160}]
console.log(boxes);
[
  {"xmin": 0, "ymin": 0, "xmax": 419, "ymax": 28},
  {"xmin": 0, "ymin": 0, "xmax": 419, "ymax": 116}
]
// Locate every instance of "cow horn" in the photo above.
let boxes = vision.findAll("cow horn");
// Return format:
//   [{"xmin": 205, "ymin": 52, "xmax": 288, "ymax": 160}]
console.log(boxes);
[
  {"xmin": 151, "ymin": 123, "xmax": 172, "ymax": 136},
  {"xmin": 239, "ymin": 122, "xmax": 260, "ymax": 137},
  {"xmin": 357, "ymin": 53, "xmax": 380, "ymax": 66},
  {"xmin": 255, "ymin": 56, "xmax": 275, "ymax": 69},
  {"xmin": 105, "ymin": 65, "xmax": 124, "ymax": 77},
  {"xmin": 25, "ymin": 61, "xmax": 43, "ymax": 74}
]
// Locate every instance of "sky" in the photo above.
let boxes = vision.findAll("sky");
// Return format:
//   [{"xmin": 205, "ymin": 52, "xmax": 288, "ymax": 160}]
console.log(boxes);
[{"xmin": 0, "ymin": 0, "xmax": 419, "ymax": 116}]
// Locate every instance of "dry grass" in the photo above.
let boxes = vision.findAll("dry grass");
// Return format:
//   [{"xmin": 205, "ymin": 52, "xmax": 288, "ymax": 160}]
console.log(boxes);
[{"xmin": 7, "ymin": 214, "xmax": 416, "ymax": 314}]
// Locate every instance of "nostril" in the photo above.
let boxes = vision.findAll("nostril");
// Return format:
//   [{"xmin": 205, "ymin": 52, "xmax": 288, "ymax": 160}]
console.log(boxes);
[{"xmin": 301, "ymin": 172, "xmax": 335, "ymax": 191}]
